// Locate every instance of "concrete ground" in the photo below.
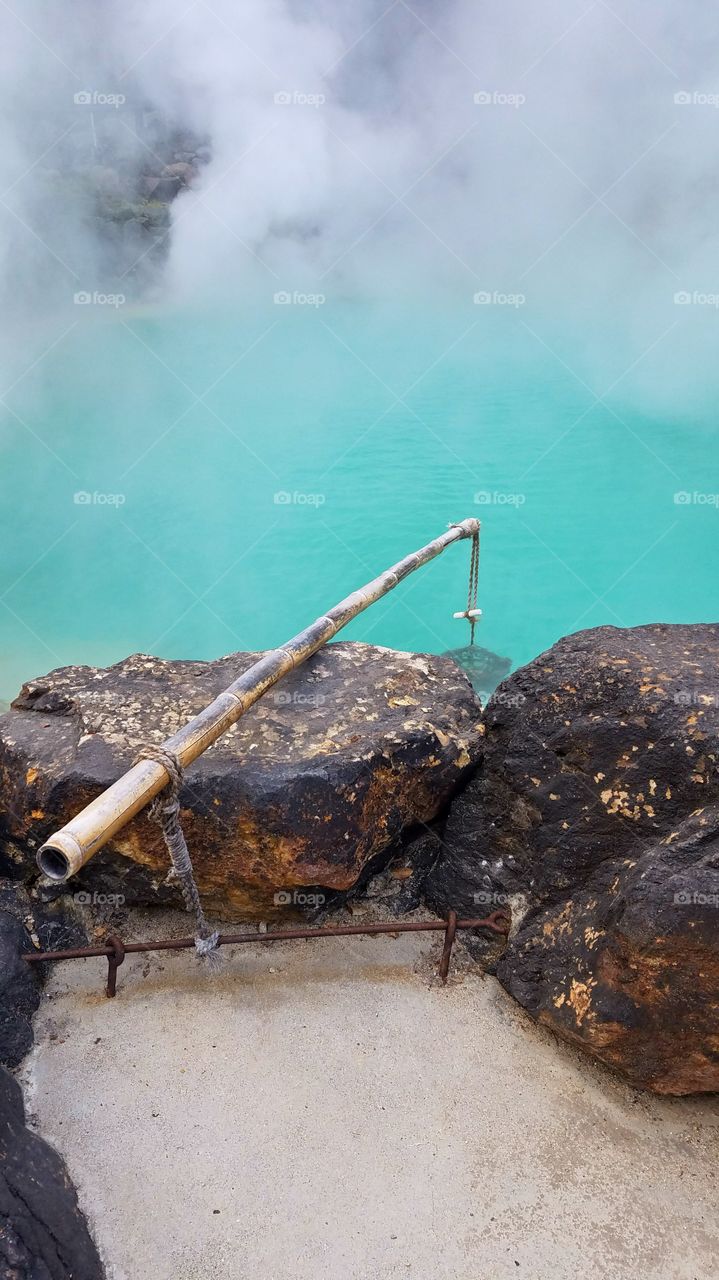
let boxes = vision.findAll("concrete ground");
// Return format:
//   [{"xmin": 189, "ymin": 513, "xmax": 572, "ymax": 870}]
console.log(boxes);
[{"xmin": 21, "ymin": 912, "xmax": 719, "ymax": 1280}]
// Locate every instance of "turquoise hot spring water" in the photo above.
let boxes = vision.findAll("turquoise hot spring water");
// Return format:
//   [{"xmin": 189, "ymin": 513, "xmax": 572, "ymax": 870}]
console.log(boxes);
[{"xmin": 1, "ymin": 299, "xmax": 717, "ymax": 705}]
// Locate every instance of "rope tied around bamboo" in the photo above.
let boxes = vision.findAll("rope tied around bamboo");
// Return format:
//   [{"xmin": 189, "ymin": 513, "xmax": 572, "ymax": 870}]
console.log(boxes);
[
  {"xmin": 134, "ymin": 744, "xmax": 221, "ymax": 968},
  {"xmin": 451, "ymin": 521, "xmax": 480, "ymax": 643}
]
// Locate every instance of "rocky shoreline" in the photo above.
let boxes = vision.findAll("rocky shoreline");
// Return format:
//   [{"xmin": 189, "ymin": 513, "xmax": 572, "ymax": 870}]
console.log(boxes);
[
  {"xmin": 1, "ymin": 624, "xmax": 717, "ymax": 1276},
  {"xmin": 2, "ymin": 626, "xmax": 718, "ymax": 1092},
  {"xmin": 2, "ymin": 628, "xmax": 718, "ymax": 1095}
]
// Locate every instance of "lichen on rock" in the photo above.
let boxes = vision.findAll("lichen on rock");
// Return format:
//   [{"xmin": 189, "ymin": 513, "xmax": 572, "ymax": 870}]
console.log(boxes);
[{"xmin": 0, "ymin": 642, "xmax": 482, "ymax": 920}]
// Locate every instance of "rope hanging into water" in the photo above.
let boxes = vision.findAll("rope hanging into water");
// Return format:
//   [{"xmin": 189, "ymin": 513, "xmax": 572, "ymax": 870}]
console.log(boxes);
[
  {"xmin": 134, "ymin": 744, "xmax": 221, "ymax": 968},
  {"xmin": 467, "ymin": 525, "xmax": 480, "ymax": 645},
  {"xmin": 451, "ymin": 522, "xmax": 481, "ymax": 645}
]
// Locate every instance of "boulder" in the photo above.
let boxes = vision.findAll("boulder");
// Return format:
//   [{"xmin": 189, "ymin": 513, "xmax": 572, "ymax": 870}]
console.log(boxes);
[
  {"xmin": 0, "ymin": 884, "xmax": 88, "ymax": 1069},
  {"xmin": 426, "ymin": 623, "xmax": 719, "ymax": 1094},
  {"xmin": 0, "ymin": 915, "xmax": 41, "ymax": 1071},
  {"xmin": 0, "ymin": 1066, "xmax": 104, "ymax": 1279},
  {"xmin": 0, "ymin": 643, "xmax": 482, "ymax": 920},
  {"xmin": 498, "ymin": 806, "xmax": 719, "ymax": 1095}
]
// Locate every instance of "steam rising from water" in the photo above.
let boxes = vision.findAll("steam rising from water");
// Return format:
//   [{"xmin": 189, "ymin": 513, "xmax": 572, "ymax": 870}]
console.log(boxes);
[
  {"xmin": 1, "ymin": 2, "xmax": 718, "ymax": 701},
  {"xmin": 2, "ymin": 1, "xmax": 719, "ymax": 408}
]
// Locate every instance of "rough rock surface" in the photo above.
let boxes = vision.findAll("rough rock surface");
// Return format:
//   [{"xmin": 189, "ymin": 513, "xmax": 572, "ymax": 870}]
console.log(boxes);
[
  {"xmin": 0, "ymin": 885, "xmax": 87, "ymax": 1069},
  {"xmin": 0, "ymin": 1066, "xmax": 104, "ymax": 1279},
  {"xmin": 0, "ymin": 916, "xmax": 39, "ymax": 1072},
  {"xmin": 0, "ymin": 916, "xmax": 39, "ymax": 1075},
  {"xmin": 348, "ymin": 825, "xmax": 443, "ymax": 917},
  {"xmin": 0, "ymin": 643, "xmax": 482, "ymax": 920},
  {"xmin": 426, "ymin": 623, "xmax": 719, "ymax": 1094}
]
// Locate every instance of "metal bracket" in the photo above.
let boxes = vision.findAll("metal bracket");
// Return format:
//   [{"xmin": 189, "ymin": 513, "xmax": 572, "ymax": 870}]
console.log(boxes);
[
  {"xmin": 105, "ymin": 934, "xmax": 126, "ymax": 998},
  {"xmin": 438, "ymin": 909, "xmax": 458, "ymax": 984}
]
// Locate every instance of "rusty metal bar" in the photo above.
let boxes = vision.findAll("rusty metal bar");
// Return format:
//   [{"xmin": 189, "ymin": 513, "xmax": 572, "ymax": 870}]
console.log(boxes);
[
  {"xmin": 104, "ymin": 934, "xmax": 125, "ymax": 997},
  {"xmin": 438, "ymin": 909, "xmax": 458, "ymax": 985},
  {"xmin": 37, "ymin": 518, "xmax": 480, "ymax": 884},
  {"xmin": 23, "ymin": 910, "xmax": 509, "ymax": 996}
]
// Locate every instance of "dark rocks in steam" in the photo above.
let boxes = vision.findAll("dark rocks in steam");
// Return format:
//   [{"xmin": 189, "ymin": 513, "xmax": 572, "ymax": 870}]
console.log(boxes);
[{"xmin": 43, "ymin": 108, "xmax": 211, "ymax": 291}]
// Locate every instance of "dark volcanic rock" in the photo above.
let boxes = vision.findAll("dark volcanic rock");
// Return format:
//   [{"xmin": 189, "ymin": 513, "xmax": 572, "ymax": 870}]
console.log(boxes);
[
  {"xmin": 0, "ymin": 1066, "xmax": 104, "ymax": 1279},
  {"xmin": 0, "ymin": 885, "xmax": 88, "ymax": 1069},
  {"xmin": 0, "ymin": 915, "xmax": 40, "ymax": 1071},
  {"xmin": 352, "ymin": 826, "xmax": 443, "ymax": 916},
  {"xmin": 426, "ymin": 623, "xmax": 719, "ymax": 1094},
  {"xmin": 0, "ymin": 643, "xmax": 481, "ymax": 920},
  {"xmin": 498, "ymin": 806, "xmax": 719, "ymax": 1094}
]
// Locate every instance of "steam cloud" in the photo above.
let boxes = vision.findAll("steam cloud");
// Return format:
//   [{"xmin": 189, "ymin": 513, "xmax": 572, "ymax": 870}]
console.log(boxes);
[{"xmin": 2, "ymin": 1, "xmax": 719, "ymax": 409}]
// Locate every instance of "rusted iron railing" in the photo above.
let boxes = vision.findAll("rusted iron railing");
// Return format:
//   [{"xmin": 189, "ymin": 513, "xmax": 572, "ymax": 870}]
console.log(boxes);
[{"xmin": 23, "ymin": 910, "xmax": 509, "ymax": 998}]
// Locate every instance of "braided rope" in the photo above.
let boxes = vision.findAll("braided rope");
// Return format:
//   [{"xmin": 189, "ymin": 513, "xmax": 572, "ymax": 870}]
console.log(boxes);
[
  {"xmin": 135, "ymin": 744, "xmax": 220, "ymax": 968},
  {"xmin": 451, "ymin": 523, "xmax": 480, "ymax": 645},
  {"xmin": 467, "ymin": 527, "xmax": 479, "ymax": 646}
]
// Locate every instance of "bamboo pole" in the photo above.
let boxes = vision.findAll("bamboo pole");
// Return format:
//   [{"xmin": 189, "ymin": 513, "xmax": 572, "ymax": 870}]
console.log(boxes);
[{"xmin": 37, "ymin": 517, "xmax": 479, "ymax": 882}]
